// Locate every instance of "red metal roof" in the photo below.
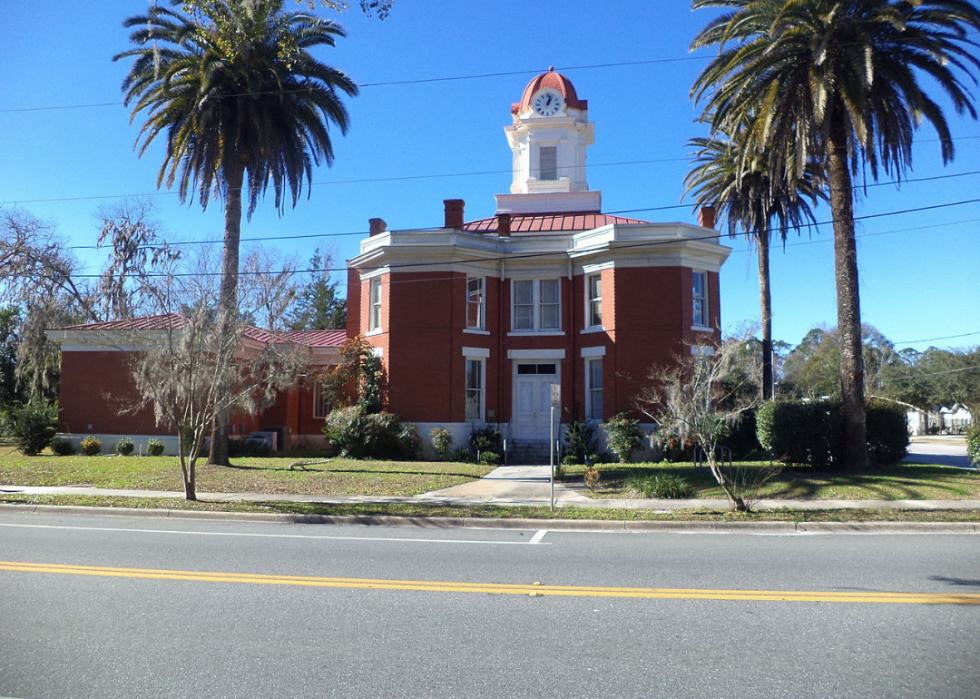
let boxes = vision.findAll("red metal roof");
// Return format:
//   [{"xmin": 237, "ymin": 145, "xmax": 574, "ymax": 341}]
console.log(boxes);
[
  {"xmin": 59, "ymin": 315, "xmax": 345, "ymax": 348},
  {"xmin": 61, "ymin": 313, "xmax": 188, "ymax": 331},
  {"xmin": 463, "ymin": 212, "xmax": 649, "ymax": 234},
  {"xmin": 280, "ymin": 329, "xmax": 347, "ymax": 348}
]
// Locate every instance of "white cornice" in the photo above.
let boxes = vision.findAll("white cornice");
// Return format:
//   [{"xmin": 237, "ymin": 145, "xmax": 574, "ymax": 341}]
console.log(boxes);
[{"xmin": 347, "ymin": 222, "xmax": 732, "ymax": 277}]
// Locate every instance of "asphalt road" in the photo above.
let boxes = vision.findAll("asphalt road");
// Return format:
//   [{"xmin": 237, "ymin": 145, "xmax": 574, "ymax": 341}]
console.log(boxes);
[{"xmin": 1, "ymin": 512, "xmax": 978, "ymax": 699}]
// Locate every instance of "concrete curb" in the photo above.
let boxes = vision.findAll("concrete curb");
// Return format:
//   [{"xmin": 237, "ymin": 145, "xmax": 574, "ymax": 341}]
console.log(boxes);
[{"xmin": 1, "ymin": 502, "xmax": 977, "ymax": 533}]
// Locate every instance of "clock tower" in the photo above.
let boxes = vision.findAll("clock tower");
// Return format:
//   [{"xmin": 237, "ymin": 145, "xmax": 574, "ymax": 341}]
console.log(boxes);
[{"xmin": 496, "ymin": 68, "xmax": 599, "ymax": 215}]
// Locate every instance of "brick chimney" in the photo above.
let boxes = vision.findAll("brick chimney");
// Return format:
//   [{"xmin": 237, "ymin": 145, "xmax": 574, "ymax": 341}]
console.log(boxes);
[
  {"xmin": 444, "ymin": 199, "xmax": 464, "ymax": 229},
  {"xmin": 369, "ymin": 217, "xmax": 387, "ymax": 236},
  {"xmin": 698, "ymin": 205, "xmax": 716, "ymax": 229},
  {"xmin": 497, "ymin": 213, "xmax": 511, "ymax": 237}
]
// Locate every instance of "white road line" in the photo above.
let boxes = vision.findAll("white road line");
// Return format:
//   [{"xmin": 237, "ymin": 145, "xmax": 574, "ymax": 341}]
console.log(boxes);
[
  {"xmin": 0, "ymin": 523, "xmax": 550, "ymax": 546},
  {"xmin": 528, "ymin": 529, "xmax": 548, "ymax": 544}
]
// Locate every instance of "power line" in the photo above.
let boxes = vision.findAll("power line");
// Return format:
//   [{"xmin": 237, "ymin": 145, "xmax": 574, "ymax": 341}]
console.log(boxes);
[
  {"xmin": 41, "ymin": 194, "xmax": 980, "ymax": 279},
  {"xmin": 894, "ymin": 331, "xmax": 980, "ymax": 345},
  {"xmin": 11, "ymin": 161, "xmax": 980, "ymax": 221},
  {"xmin": 0, "ymin": 57, "xmax": 710, "ymax": 115},
  {"xmin": 57, "ymin": 190, "xmax": 980, "ymax": 254}
]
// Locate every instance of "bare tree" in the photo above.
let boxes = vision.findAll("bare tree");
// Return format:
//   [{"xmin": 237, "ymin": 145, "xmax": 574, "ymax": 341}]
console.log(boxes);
[
  {"xmin": 96, "ymin": 200, "xmax": 180, "ymax": 320},
  {"xmin": 636, "ymin": 337, "xmax": 771, "ymax": 512},
  {"xmin": 122, "ymin": 281, "xmax": 306, "ymax": 500},
  {"xmin": 238, "ymin": 248, "xmax": 300, "ymax": 332}
]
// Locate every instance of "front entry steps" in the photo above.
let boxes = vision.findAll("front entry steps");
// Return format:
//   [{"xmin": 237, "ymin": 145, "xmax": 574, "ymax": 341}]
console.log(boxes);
[{"xmin": 506, "ymin": 440, "xmax": 556, "ymax": 465}]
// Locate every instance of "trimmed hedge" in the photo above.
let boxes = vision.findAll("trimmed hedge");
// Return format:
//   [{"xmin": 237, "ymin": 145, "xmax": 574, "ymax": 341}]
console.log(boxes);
[{"xmin": 757, "ymin": 400, "xmax": 908, "ymax": 469}]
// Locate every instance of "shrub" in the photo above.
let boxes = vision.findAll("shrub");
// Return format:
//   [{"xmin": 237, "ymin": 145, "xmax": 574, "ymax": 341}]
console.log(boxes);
[
  {"xmin": 51, "ymin": 438, "xmax": 75, "ymax": 456},
  {"xmin": 80, "ymin": 435, "xmax": 102, "ymax": 456},
  {"xmin": 451, "ymin": 447, "xmax": 476, "ymax": 463},
  {"xmin": 967, "ymin": 425, "xmax": 980, "ymax": 468},
  {"xmin": 145, "ymin": 438, "xmax": 165, "ymax": 456},
  {"xmin": 3, "ymin": 402, "xmax": 58, "ymax": 456},
  {"xmin": 602, "ymin": 413, "xmax": 642, "ymax": 463},
  {"xmin": 469, "ymin": 425, "xmax": 502, "ymax": 455},
  {"xmin": 564, "ymin": 419, "xmax": 599, "ymax": 463},
  {"xmin": 583, "ymin": 466, "xmax": 601, "ymax": 491},
  {"xmin": 398, "ymin": 423, "xmax": 422, "ymax": 460},
  {"xmin": 718, "ymin": 410, "xmax": 761, "ymax": 460},
  {"xmin": 323, "ymin": 405, "xmax": 417, "ymax": 459},
  {"xmin": 479, "ymin": 450, "xmax": 501, "ymax": 466},
  {"xmin": 115, "ymin": 437, "xmax": 135, "ymax": 456},
  {"xmin": 430, "ymin": 427, "xmax": 454, "ymax": 460},
  {"xmin": 865, "ymin": 403, "xmax": 909, "ymax": 464},
  {"xmin": 757, "ymin": 401, "xmax": 841, "ymax": 469},
  {"xmin": 561, "ymin": 453, "xmax": 582, "ymax": 466},
  {"xmin": 758, "ymin": 400, "xmax": 910, "ymax": 468},
  {"xmin": 626, "ymin": 473, "xmax": 695, "ymax": 499}
]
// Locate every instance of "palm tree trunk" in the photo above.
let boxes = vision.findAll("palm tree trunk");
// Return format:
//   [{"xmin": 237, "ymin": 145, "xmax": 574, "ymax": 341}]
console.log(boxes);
[
  {"xmin": 827, "ymin": 112, "xmax": 867, "ymax": 470},
  {"xmin": 757, "ymin": 231, "xmax": 773, "ymax": 400},
  {"xmin": 208, "ymin": 164, "xmax": 245, "ymax": 467}
]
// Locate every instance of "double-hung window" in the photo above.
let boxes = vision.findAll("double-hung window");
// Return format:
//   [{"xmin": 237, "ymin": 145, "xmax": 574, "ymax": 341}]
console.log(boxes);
[
  {"xmin": 586, "ymin": 358, "xmax": 603, "ymax": 421},
  {"xmin": 465, "ymin": 358, "xmax": 484, "ymax": 422},
  {"xmin": 369, "ymin": 277, "xmax": 382, "ymax": 332},
  {"xmin": 586, "ymin": 274, "xmax": 602, "ymax": 329},
  {"xmin": 692, "ymin": 271, "xmax": 708, "ymax": 328},
  {"xmin": 512, "ymin": 279, "xmax": 560, "ymax": 332},
  {"xmin": 313, "ymin": 380, "xmax": 331, "ymax": 419},
  {"xmin": 466, "ymin": 276, "xmax": 485, "ymax": 330}
]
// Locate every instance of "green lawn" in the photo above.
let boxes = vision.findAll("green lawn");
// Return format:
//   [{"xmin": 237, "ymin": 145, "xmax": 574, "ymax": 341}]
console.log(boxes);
[
  {"xmin": 0, "ymin": 450, "xmax": 494, "ymax": 497},
  {"xmin": 562, "ymin": 461, "xmax": 980, "ymax": 501},
  {"xmin": 2, "ymin": 494, "xmax": 978, "ymax": 523}
]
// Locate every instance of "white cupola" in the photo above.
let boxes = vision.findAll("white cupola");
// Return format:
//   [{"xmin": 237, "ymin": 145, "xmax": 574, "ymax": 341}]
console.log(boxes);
[{"xmin": 495, "ymin": 68, "xmax": 600, "ymax": 215}]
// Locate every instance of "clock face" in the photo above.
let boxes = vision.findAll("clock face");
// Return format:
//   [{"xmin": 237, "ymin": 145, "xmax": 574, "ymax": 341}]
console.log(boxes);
[{"xmin": 533, "ymin": 91, "xmax": 564, "ymax": 116}]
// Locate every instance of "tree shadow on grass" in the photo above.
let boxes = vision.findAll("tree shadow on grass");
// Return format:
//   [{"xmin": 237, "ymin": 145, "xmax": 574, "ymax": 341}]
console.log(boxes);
[{"xmin": 761, "ymin": 464, "xmax": 975, "ymax": 500}]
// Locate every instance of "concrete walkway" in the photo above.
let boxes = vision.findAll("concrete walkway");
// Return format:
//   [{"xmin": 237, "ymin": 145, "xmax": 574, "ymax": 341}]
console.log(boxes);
[{"xmin": 3, "ymin": 462, "xmax": 979, "ymax": 511}]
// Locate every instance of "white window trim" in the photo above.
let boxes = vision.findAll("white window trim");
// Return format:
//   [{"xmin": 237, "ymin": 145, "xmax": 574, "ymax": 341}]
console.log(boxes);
[
  {"xmin": 511, "ymin": 278, "xmax": 561, "ymax": 333},
  {"xmin": 464, "ymin": 356, "xmax": 486, "ymax": 423},
  {"xmin": 462, "ymin": 346, "xmax": 490, "ymax": 359},
  {"xmin": 585, "ymin": 357, "xmax": 603, "ymax": 422},
  {"xmin": 585, "ymin": 273, "xmax": 603, "ymax": 330},
  {"xmin": 692, "ymin": 270, "xmax": 709, "ymax": 330},
  {"xmin": 580, "ymin": 346, "xmax": 606, "ymax": 358},
  {"xmin": 466, "ymin": 275, "xmax": 486, "ymax": 331},
  {"xmin": 368, "ymin": 277, "xmax": 383, "ymax": 333},
  {"xmin": 508, "ymin": 349, "xmax": 566, "ymax": 360}
]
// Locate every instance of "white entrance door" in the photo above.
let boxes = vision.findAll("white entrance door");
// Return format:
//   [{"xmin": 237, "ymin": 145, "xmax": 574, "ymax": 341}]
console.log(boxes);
[{"xmin": 513, "ymin": 363, "xmax": 559, "ymax": 440}]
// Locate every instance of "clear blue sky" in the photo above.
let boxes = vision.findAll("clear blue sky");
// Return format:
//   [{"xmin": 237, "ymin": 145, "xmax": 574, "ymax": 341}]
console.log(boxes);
[{"xmin": 2, "ymin": 1, "xmax": 978, "ymax": 352}]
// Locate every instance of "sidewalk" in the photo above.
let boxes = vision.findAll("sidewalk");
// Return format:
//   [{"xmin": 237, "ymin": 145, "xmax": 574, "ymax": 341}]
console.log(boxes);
[{"xmin": 3, "ymin": 464, "xmax": 980, "ymax": 511}]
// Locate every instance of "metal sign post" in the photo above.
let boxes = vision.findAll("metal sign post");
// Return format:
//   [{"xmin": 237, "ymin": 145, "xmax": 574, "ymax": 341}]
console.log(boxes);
[{"xmin": 549, "ymin": 383, "xmax": 560, "ymax": 512}]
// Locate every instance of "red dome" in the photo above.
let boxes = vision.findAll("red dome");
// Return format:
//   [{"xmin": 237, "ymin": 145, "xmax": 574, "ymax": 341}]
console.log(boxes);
[{"xmin": 512, "ymin": 68, "xmax": 587, "ymax": 114}]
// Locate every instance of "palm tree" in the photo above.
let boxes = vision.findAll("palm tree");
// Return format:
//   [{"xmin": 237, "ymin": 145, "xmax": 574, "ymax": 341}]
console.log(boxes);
[
  {"xmin": 115, "ymin": 0, "xmax": 358, "ymax": 464},
  {"xmin": 691, "ymin": 0, "xmax": 980, "ymax": 469},
  {"xmin": 685, "ymin": 118, "xmax": 824, "ymax": 399}
]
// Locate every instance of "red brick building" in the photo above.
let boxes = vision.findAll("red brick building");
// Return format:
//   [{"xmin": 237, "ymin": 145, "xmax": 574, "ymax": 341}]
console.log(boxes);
[
  {"xmin": 47, "ymin": 315, "xmax": 344, "ymax": 453},
  {"xmin": 49, "ymin": 70, "xmax": 730, "ymax": 460},
  {"xmin": 346, "ymin": 70, "xmax": 730, "ymax": 458}
]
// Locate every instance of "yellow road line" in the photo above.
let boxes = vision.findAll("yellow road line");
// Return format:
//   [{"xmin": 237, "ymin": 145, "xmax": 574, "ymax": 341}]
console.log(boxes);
[{"xmin": 2, "ymin": 560, "xmax": 979, "ymax": 605}]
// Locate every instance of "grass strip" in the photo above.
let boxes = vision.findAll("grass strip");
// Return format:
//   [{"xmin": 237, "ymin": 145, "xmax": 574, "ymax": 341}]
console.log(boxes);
[{"xmin": 2, "ymin": 494, "xmax": 979, "ymax": 523}]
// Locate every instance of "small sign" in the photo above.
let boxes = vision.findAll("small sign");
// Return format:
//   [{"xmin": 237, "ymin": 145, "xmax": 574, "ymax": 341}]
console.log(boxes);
[{"xmin": 550, "ymin": 383, "xmax": 561, "ymax": 407}]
